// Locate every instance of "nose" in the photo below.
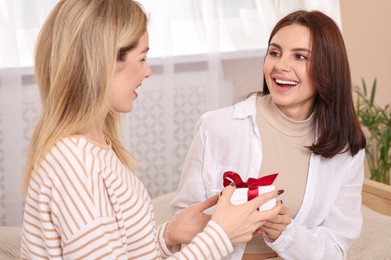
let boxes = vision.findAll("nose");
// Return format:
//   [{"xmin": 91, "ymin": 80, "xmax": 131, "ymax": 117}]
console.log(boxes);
[
  {"xmin": 145, "ymin": 63, "xmax": 152, "ymax": 78},
  {"xmin": 274, "ymin": 56, "xmax": 291, "ymax": 72}
]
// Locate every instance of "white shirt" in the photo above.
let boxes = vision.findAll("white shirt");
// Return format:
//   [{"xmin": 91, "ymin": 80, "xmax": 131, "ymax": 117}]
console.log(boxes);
[{"xmin": 171, "ymin": 95, "xmax": 365, "ymax": 260}]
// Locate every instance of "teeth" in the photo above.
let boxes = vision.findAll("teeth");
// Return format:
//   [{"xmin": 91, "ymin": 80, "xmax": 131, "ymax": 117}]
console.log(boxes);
[{"xmin": 275, "ymin": 79, "xmax": 298, "ymax": 85}]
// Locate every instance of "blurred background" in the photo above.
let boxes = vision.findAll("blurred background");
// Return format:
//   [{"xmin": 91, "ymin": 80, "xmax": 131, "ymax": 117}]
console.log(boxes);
[{"xmin": 0, "ymin": 0, "xmax": 390, "ymax": 226}]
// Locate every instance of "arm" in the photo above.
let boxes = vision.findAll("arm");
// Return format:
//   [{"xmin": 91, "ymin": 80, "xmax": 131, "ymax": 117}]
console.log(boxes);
[
  {"xmin": 265, "ymin": 150, "xmax": 365, "ymax": 260},
  {"xmin": 22, "ymin": 139, "xmax": 152, "ymax": 259},
  {"xmin": 160, "ymin": 187, "xmax": 283, "ymax": 259},
  {"xmin": 171, "ymin": 114, "xmax": 209, "ymax": 214},
  {"xmin": 21, "ymin": 172, "xmax": 127, "ymax": 259},
  {"xmin": 157, "ymin": 220, "xmax": 233, "ymax": 259},
  {"xmin": 157, "ymin": 195, "xmax": 232, "ymax": 259}
]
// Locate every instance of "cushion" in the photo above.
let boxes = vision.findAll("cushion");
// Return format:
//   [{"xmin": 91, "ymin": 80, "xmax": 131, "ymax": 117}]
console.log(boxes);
[
  {"xmin": 1, "ymin": 196, "xmax": 390, "ymax": 259},
  {"xmin": 152, "ymin": 191, "xmax": 175, "ymax": 225},
  {"xmin": 0, "ymin": 226, "xmax": 22, "ymax": 259},
  {"xmin": 347, "ymin": 205, "xmax": 391, "ymax": 259}
]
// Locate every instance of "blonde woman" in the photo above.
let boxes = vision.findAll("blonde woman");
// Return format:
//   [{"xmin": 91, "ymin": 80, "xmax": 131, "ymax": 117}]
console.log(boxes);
[{"xmin": 21, "ymin": 0, "xmax": 283, "ymax": 259}]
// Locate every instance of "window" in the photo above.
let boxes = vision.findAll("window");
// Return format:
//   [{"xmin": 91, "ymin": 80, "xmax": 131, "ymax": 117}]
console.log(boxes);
[{"xmin": 0, "ymin": 0, "xmax": 341, "ymax": 68}]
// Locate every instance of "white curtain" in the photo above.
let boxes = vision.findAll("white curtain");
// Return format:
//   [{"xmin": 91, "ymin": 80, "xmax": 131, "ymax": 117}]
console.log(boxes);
[
  {"xmin": 0, "ymin": 0, "xmax": 57, "ymax": 68},
  {"xmin": 0, "ymin": 0, "xmax": 340, "ymax": 226}
]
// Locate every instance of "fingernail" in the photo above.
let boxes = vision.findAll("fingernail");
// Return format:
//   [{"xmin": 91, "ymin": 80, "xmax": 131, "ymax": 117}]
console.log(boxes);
[
  {"xmin": 278, "ymin": 189, "xmax": 284, "ymax": 195},
  {"xmin": 230, "ymin": 182, "xmax": 236, "ymax": 187}
]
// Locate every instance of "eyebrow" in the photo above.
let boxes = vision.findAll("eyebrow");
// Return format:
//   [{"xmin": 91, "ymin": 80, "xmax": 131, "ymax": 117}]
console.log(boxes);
[
  {"xmin": 269, "ymin": 43, "xmax": 311, "ymax": 53},
  {"xmin": 140, "ymin": 47, "xmax": 149, "ymax": 53}
]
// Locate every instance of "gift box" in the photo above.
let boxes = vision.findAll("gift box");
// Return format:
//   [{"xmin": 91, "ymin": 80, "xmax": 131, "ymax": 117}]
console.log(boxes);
[
  {"xmin": 230, "ymin": 185, "xmax": 276, "ymax": 211},
  {"xmin": 223, "ymin": 171, "xmax": 278, "ymax": 212}
]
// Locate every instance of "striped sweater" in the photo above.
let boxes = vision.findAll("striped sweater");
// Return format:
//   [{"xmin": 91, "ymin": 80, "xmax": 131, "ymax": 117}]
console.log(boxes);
[{"xmin": 21, "ymin": 136, "xmax": 233, "ymax": 259}]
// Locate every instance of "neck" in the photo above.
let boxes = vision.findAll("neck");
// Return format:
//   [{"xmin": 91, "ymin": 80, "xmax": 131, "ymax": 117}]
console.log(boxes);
[
  {"xmin": 278, "ymin": 105, "xmax": 313, "ymax": 121},
  {"xmin": 82, "ymin": 124, "xmax": 106, "ymax": 145}
]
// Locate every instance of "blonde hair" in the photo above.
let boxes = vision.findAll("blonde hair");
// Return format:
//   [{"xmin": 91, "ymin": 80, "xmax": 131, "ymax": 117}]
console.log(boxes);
[{"xmin": 23, "ymin": 0, "xmax": 147, "ymax": 191}]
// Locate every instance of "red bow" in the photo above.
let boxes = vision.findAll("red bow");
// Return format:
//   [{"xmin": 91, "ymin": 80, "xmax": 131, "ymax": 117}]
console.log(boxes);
[{"xmin": 223, "ymin": 171, "xmax": 278, "ymax": 201}]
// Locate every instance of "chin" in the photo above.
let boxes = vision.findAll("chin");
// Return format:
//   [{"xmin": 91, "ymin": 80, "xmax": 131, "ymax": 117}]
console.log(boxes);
[
  {"xmin": 113, "ymin": 106, "xmax": 133, "ymax": 113},
  {"xmin": 124, "ymin": 106, "xmax": 133, "ymax": 113}
]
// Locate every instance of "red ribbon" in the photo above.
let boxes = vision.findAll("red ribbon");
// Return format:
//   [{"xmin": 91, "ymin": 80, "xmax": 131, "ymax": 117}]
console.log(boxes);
[{"xmin": 223, "ymin": 171, "xmax": 278, "ymax": 201}]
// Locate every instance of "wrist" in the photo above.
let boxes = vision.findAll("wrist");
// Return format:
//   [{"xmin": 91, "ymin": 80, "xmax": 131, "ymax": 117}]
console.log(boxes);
[{"xmin": 164, "ymin": 221, "xmax": 175, "ymax": 247}]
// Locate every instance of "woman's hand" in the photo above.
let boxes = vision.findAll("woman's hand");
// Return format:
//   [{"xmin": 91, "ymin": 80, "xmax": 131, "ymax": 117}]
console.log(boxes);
[
  {"xmin": 164, "ymin": 185, "xmax": 283, "ymax": 247},
  {"xmin": 212, "ymin": 184, "xmax": 282, "ymax": 244},
  {"xmin": 261, "ymin": 204, "xmax": 291, "ymax": 241},
  {"xmin": 164, "ymin": 195, "xmax": 218, "ymax": 246}
]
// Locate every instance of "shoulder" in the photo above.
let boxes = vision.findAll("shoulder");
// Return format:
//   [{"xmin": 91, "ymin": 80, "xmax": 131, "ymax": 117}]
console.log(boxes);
[
  {"xmin": 198, "ymin": 106, "xmax": 234, "ymax": 128},
  {"xmin": 316, "ymin": 148, "xmax": 365, "ymax": 183},
  {"xmin": 41, "ymin": 137, "xmax": 85, "ymax": 170},
  {"xmin": 196, "ymin": 96, "xmax": 257, "ymax": 133},
  {"xmin": 33, "ymin": 136, "xmax": 99, "ymax": 189},
  {"xmin": 328, "ymin": 147, "xmax": 365, "ymax": 165}
]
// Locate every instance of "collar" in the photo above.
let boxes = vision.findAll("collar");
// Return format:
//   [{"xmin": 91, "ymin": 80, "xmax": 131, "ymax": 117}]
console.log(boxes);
[{"xmin": 232, "ymin": 95, "xmax": 257, "ymax": 120}]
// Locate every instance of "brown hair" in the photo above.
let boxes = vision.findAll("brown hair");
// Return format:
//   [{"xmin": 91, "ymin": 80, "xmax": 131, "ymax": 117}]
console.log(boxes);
[{"xmin": 262, "ymin": 10, "xmax": 366, "ymax": 158}]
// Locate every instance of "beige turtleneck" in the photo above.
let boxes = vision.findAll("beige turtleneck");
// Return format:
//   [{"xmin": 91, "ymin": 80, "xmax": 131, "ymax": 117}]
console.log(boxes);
[{"xmin": 244, "ymin": 94, "xmax": 316, "ymax": 255}]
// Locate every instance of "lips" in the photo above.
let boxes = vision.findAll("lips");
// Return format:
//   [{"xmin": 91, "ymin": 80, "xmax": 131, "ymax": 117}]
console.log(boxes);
[
  {"xmin": 274, "ymin": 78, "xmax": 298, "ymax": 86},
  {"xmin": 134, "ymin": 85, "xmax": 141, "ymax": 98},
  {"xmin": 270, "ymin": 77, "xmax": 299, "ymax": 93}
]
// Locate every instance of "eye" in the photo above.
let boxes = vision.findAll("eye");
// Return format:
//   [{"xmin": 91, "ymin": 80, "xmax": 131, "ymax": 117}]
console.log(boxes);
[
  {"xmin": 117, "ymin": 45, "xmax": 134, "ymax": 61},
  {"xmin": 295, "ymin": 53, "xmax": 308, "ymax": 60},
  {"xmin": 117, "ymin": 50, "xmax": 128, "ymax": 62},
  {"xmin": 268, "ymin": 50, "xmax": 281, "ymax": 57},
  {"xmin": 141, "ymin": 56, "xmax": 148, "ymax": 62}
]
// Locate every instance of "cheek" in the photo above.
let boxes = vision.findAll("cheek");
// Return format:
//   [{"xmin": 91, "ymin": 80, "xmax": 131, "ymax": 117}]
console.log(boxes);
[
  {"xmin": 263, "ymin": 58, "xmax": 274, "ymax": 75},
  {"xmin": 109, "ymin": 79, "xmax": 128, "ymax": 103},
  {"xmin": 300, "ymin": 70, "xmax": 313, "ymax": 87},
  {"xmin": 113, "ymin": 69, "xmax": 133, "ymax": 91},
  {"xmin": 108, "ymin": 86, "xmax": 120, "ymax": 106},
  {"xmin": 297, "ymin": 64, "xmax": 310, "ymax": 78},
  {"xmin": 263, "ymin": 62, "xmax": 273, "ymax": 83},
  {"xmin": 308, "ymin": 84, "xmax": 317, "ymax": 95},
  {"xmin": 301, "ymin": 77, "xmax": 317, "ymax": 96}
]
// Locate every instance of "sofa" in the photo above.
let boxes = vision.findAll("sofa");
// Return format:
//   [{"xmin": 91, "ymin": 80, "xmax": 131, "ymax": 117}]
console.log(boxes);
[
  {"xmin": 152, "ymin": 190, "xmax": 391, "ymax": 260},
  {"xmin": 2, "ymin": 180, "xmax": 391, "ymax": 259}
]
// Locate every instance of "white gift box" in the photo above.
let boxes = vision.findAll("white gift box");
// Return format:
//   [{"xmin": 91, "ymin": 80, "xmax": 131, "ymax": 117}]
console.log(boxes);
[{"xmin": 230, "ymin": 185, "xmax": 276, "ymax": 211}]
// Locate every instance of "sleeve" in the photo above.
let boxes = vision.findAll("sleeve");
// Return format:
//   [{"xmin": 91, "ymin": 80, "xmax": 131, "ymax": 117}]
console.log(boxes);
[
  {"xmin": 170, "ymin": 114, "xmax": 209, "ymax": 214},
  {"xmin": 21, "ymin": 171, "xmax": 128, "ymax": 260},
  {"xmin": 168, "ymin": 114, "xmax": 235, "ymax": 259},
  {"xmin": 265, "ymin": 149, "xmax": 365, "ymax": 260},
  {"xmin": 157, "ymin": 220, "xmax": 233, "ymax": 259}
]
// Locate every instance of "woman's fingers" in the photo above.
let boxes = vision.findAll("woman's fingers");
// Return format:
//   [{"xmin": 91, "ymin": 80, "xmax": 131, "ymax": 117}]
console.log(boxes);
[
  {"xmin": 212, "ymin": 185, "xmax": 286, "ymax": 244},
  {"xmin": 219, "ymin": 183, "xmax": 236, "ymax": 202},
  {"xmin": 192, "ymin": 194, "xmax": 218, "ymax": 212},
  {"xmin": 252, "ymin": 227, "xmax": 263, "ymax": 237},
  {"xmin": 261, "ymin": 225, "xmax": 280, "ymax": 240},
  {"xmin": 247, "ymin": 189, "xmax": 281, "ymax": 212},
  {"xmin": 263, "ymin": 205, "xmax": 291, "ymax": 226},
  {"xmin": 261, "ymin": 204, "xmax": 291, "ymax": 241},
  {"xmin": 278, "ymin": 205, "xmax": 290, "ymax": 215},
  {"xmin": 220, "ymin": 186, "xmax": 282, "ymax": 214}
]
